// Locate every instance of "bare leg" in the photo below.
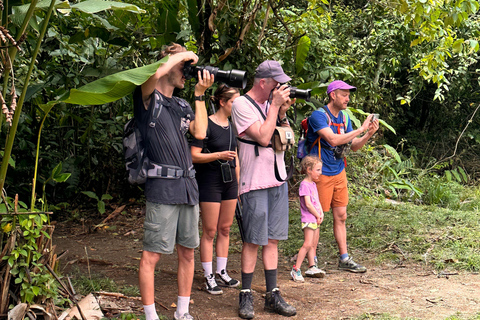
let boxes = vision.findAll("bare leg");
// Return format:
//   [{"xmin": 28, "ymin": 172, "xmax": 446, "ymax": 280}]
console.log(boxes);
[
  {"xmin": 332, "ymin": 206, "xmax": 348, "ymax": 255},
  {"xmin": 216, "ymin": 199, "xmax": 237, "ymax": 258},
  {"xmin": 306, "ymin": 228, "xmax": 320, "ymax": 266},
  {"xmin": 139, "ymin": 250, "xmax": 161, "ymax": 305},
  {"xmin": 177, "ymin": 245, "xmax": 195, "ymax": 297},
  {"xmin": 199, "ymin": 202, "xmax": 221, "ymax": 263},
  {"xmin": 262, "ymin": 239, "xmax": 279, "ymax": 270},
  {"xmin": 295, "ymin": 228, "xmax": 315, "ymax": 269},
  {"xmin": 241, "ymin": 242, "xmax": 259, "ymax": 273}
]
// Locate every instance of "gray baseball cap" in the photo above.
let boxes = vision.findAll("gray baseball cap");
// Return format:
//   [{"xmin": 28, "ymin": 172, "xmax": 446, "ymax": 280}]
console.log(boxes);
[{"xmin": 255, "ymin": 60, "xmax": 291, "ymax": 83}]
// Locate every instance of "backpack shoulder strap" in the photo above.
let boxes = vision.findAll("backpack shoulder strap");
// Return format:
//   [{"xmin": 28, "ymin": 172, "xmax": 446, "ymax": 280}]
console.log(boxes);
[
  {"xmin": 244, "ymin": 94, "xmax": 267, "ymax": 121},
  {"xmin": 149, "ymin": 91, "xmax": 163, "ymax": 127},
  {"xmin": 318, "ymin": 107, "xmax": 332, "ymax": 126},
  {"xmin": 343, "ymin": 110, "xmax": 350, "ymax": 126}
]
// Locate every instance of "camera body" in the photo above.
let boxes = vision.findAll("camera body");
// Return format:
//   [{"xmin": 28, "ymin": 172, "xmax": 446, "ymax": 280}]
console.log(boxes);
[
  {"xmin": 288, "ymin": 86, "xmax": 312, "ymax": 101},
  {"xmin": 333, "ymin": 142, "xmax": 352, "ymax": 160},
  {"xmin": 183, "ymin": 60, "xmax": 247, "ymax": 89}
]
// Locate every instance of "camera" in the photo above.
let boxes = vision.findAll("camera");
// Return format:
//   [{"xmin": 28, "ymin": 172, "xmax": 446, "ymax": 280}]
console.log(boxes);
[
  {"xmin": 288, "ymin": 86, "xmax": 312, "ymax": 101},
  {"xmin": 220, "ymin": 162, "xmax": 233, "ymax": 183},
  {"xmin": 333, "ymin": 142, "xmax": 351, "ymax": 160},
  {"xmin": 183, "ymin": 60, "xmax": 247, "ymax": 89}
]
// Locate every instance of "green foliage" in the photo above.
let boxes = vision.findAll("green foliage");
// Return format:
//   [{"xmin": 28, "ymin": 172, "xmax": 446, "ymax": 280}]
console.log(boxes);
[
  {"xmin": 1, "ymin": 213, "xmax": 57, "ymax": 304},
  {"xmin": 81, "ymin": 191, "xmax": 113, "ymax": 214}
]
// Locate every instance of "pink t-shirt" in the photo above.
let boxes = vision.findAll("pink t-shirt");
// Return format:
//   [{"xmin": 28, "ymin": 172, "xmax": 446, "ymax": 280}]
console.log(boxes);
[
  {"xmin": 231, "ymin": 95, "xmax": 286, "ymax": 195},
  {"xmin": 299, "ymin": 180, "xmax": 321, "ymax": 223}
]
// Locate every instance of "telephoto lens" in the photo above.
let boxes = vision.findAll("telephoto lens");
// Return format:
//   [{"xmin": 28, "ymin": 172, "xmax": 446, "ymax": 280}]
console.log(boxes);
[
  {"xmin": 183, "ymin": 60, "xmax": 247, "ymax": 89},
  {"xmin": 289, "ymin": 87, "xmax": 312, "ymax": 101}
]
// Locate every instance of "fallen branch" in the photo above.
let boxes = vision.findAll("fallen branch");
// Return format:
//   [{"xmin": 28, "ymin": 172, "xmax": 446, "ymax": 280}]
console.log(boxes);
[
  {"xmin": 94, "ymin": 291, "xmax": 141, "ymax": 300},
  {"xmin": 95, "ymin": 205, "xmax": 126, "ymax": 228},
  {"xmin": 45, "ymin": 264, "xmax": 87, "ymax": 320}
]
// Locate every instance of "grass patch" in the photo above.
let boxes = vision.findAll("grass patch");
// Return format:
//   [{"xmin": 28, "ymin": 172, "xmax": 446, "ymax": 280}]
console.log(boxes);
[
  {"xmin": 281, "ymin": 195, "xmax": 480, "ymax": 272},
  {"xmin": 69, "ymin": 267, "xmax": 140, "ymax": 297},
  {"xmin": 350, "ymin": 312, "xmax": 480, "ymax": 319}
]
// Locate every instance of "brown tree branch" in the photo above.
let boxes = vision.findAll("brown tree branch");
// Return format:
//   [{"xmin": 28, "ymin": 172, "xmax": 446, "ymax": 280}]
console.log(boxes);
[{"xmin": 267, "ymin": 0, "xmax": 293, "ymax": 39}]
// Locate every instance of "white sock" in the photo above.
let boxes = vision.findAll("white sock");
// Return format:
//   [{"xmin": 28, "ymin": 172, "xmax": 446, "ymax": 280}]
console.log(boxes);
[
  {"xmin": 202, "ymin": 261, "xmax": 213, "ymax": 277},
  {"xmin": 216, "ymin": 257, "xmax": 228, "ymax": 274},
  {"xmin": 175, "ymin": 296, "xmax": 190, "ymax": 317},
  {"xmin": 143, "ymin": 303, "xmax": 159, "ymax": 320}
]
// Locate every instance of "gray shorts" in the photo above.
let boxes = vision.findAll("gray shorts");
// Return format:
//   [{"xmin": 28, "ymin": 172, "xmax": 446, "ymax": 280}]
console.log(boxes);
[
  {"xmin": 143, "ymin": 202, "xmax": 199, "ymax": 254},
  {"xmin": 240, "ymin": 183, "xmax": 289, "ymax": 246}
]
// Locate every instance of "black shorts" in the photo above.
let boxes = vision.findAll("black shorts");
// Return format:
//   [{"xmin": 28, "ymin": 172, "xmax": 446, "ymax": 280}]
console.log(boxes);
[{"xmin": 196, "ymin": 169, "xmax": 238, "ymax": 203}]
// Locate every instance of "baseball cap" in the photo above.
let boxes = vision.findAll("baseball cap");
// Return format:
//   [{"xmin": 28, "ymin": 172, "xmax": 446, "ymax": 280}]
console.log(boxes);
[
  {"xmin": 327, "ymin": 80, "xmax": 357, "ymax": 94},
  {"xmin": 255, "ymin": 60, "xmax": 292, "ymax": 83}
]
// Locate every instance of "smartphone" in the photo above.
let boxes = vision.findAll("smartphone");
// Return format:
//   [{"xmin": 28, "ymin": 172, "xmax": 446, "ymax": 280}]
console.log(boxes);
[{"xmin": 371, "ymin": 114, "xmax": 380, "ymax": 121}]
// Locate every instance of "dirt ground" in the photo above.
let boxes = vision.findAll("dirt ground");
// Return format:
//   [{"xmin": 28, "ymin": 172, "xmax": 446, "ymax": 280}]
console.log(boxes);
[{"xmin": 52, "ymin": 204, "xmax": 480, "ymax": 320}]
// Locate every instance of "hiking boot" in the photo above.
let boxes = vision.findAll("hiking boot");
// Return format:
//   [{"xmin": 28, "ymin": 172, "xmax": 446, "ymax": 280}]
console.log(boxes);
[
  {"xmin": 173, "ymin": 312, "xmax": 194, "ymax": 320},
  {"xmin": 304, "ymin": 265, "xmax": 326, "ymax": 278},
  {"xmin": 338, "ymin": 257, "xmax": 367, "ymax": 273},
  {"xmin": 238, "ymin": 289, "xmax": 254, "ymax": 319},
  {"xmin": 264, "ymin": 288, "xmax": 296, "ymax": 317},
  {"xmin": 205, "ymin": 274, "xmax": 223, "ymax": 295},
  {"xmin": 290, "ymin": 267, "xmax": 304, "ymax": 282},
  {"xmin": 216, "ymin": 269, "xmax": 240, "ymax": 287}
]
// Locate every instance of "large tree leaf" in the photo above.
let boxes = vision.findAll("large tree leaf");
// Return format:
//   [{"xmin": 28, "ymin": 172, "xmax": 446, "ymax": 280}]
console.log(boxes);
[
  {"xmin": 70, "ymin": 0, "xmax": 146, "ymax": 14},
  {"xmin": 156, "ymin": 0, "xmax": 181, "ymax": 45},
  {"xmin": 186, "ymin": 0, "xmax": 201, "ymax": 39},
  {"xmin": 295, "ymin": 35, "xmax": 311, "ymax": 75},
  {"xmin": 12, "ymin": 0, "xmax": 143, "ymax": 27},
  {"xmin": 47, "ymin": 57, "xmax": 167, "ymax": 106}
]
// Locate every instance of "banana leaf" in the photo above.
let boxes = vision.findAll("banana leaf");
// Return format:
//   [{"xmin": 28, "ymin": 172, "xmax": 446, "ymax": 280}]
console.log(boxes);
[{"xmin": 45, "ymin": 57, "xmax": 167, "ymax": 107}]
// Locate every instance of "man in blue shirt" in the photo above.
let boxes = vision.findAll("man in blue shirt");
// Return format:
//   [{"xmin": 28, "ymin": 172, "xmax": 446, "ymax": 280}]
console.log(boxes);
[{"xmin": 306, "ymin": 80, "xmax": 379, "ymax": 272}]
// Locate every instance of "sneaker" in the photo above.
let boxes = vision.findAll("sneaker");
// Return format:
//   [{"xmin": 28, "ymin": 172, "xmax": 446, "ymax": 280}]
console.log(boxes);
[
  {"xmin": 205, "ymin": 274, "xmax": 223, "ymax": 295},
  {"xmin": 304, "ymin": 265, "xmax": 326, "ymax": 278},
  {"xmin": 290, "ymin": 267, "xmax": 304, "ymax": 282},
  {"xmin": 238, "ymin": 289, "xmax": 254, "ymax": 319},
  {"xmin": 338, "ymin": 256, "xmax": 367, "ymax": 273},
  {"xmin": 264, "ymin": 288, "xmax": 296, "ymax": 317},
  {"xmin": 173, "ymin": 312, "xmax": 194, "ymax": 320},
  {"xmin": 216, "ymin": 269, "xmax": 240, "ymax": 287}
]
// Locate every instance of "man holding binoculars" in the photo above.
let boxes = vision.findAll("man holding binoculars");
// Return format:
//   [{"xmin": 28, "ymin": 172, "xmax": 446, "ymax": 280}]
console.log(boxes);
[{"xmin": 232, "ymin": 60, "xmax": 297, "ymax": 319}]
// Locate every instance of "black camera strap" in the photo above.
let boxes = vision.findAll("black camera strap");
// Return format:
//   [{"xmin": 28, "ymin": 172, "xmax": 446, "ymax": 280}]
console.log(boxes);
[{"xmin": 238, "ymin": 94, "xmax": 293, "ymax": 182}]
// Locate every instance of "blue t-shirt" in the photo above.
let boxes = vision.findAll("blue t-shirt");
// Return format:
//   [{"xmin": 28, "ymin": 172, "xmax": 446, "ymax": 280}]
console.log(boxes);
[{"xmin": 306, "ymin": 106, "xmax": 352, "ymax": 176}]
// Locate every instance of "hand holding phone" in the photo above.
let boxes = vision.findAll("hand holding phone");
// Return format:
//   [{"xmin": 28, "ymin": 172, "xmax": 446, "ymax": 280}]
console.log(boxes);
[{"xmin": 371, "ymin": 114, "xmax": 379, "ymax": 122}]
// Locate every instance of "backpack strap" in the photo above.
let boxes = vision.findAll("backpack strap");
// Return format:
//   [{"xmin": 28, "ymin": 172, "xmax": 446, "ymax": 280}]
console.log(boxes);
[{"xmin": 238, "ymin": 94, "xmax": 292, "ymax": 182}]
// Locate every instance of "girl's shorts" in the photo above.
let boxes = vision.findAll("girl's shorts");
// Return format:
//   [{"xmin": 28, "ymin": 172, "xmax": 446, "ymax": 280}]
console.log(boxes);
[{"xmin": 302, "ymin": 222, "xmax": 319, "ymax": 230}]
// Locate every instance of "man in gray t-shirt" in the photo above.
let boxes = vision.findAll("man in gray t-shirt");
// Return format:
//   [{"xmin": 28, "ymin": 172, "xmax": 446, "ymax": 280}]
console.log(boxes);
[{"xmin": 136, "ymin": 43, "xmax": 214, "ymax": 320}]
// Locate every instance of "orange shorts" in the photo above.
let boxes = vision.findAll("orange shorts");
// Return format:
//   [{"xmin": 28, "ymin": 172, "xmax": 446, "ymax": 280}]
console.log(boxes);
[{"xmin": 315, "ymin": 169, "xmax": 348, "ymax": 212}]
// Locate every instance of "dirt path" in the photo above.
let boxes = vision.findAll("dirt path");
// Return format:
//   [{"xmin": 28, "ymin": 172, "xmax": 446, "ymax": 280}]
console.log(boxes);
[{"xmin": 52, "ymin": 207, "xmax": 480, "ymax": 319}]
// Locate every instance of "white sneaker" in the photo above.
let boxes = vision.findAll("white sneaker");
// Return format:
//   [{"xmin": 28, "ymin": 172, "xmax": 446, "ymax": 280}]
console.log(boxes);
[
  {"xmin": 205, "ymin": 274, "xmax": 223, "ymax": 294},
  {"xmin": 174, "ymin": 312, "xmax": 194, "ymax": 320},
  {"xmin": 305, "ymin": 265, "xmax": 326, "ymax": 278},
  {"xmin": 216, "ymin": 269, "xmax": 240, "ymax": 287},
  {"xmin": 290, "ymin": 267, "xmax": 304, "ymax": 282}
]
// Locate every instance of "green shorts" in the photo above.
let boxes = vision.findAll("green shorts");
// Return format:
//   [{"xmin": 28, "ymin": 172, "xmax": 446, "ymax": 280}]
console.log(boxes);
[{"xmin": 143, "ymin": 202, "xmax": 199, "ymax": 254}]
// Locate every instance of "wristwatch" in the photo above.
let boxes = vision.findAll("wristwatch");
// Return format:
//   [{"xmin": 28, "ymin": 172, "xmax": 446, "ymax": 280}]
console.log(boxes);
[
  {"xmin": 278, "ymin": 115, "xmax": 288, "ymax": 124},
  {"xmin": 195, "ymin": 95, "xmax": 205, "ymax": 101}
]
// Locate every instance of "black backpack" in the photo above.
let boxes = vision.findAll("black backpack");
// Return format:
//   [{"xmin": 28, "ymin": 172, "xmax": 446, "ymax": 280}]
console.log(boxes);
[{"xmin": 123, "ymin": 91, "xmax": 163, "ymax": 185}]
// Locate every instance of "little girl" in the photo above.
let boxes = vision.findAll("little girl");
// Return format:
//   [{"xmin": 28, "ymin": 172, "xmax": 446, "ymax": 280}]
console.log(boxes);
[{"xmin": 291, "ymin": 155, "xmax": 326, "ymax": 281}]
